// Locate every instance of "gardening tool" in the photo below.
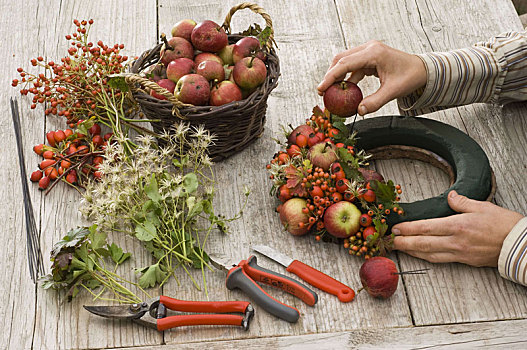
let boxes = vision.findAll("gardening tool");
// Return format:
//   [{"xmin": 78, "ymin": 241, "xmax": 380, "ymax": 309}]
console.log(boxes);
[
  {"xmin": 84, "ymin": 296, "xmax": 254, "ymax": 331},
  {"xmin": 209, "ymin": 254, "xmax": 318, "ymax": 323},
  {"xmin": 252, "ymin": 245, "xmax": 355, "ymax": 303}
]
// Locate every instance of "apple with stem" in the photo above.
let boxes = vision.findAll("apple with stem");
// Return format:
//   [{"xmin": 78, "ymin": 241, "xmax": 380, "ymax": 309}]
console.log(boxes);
[
  {"xmin": 171, "ymin": 19, "xmax": 197, "ymax": 41},
  {"xmin": 174, "ymin": 74, "xmax": 210, "ymax": 105},
  {"xmin": 308, "ymin": 142, "xmax": 338, "ymax": 171},
  {"xmin": 191, "ymin": 20, "xmax": 228, "ymax": 52},
  {"xmin": 323, "ymin": 201, "xmax": 362, "ymax": 238},
  {"xmin": 232, "ymin": 36, "xmax": 265, "ymax": 63},
  {"xmin": 359, "ymin": 257, "xmax": 399, "ymax": 299},
  {"xmin": 166, "ymin": 58, "xmax": 194, "ymax": 83},
  {"xmin": 233, "ymin": 56, "xmax": 267, "ymax": 90},
  {"xmin": 160, "ymin": 37, "xmax": 194, "ymax": 66},
  {"xmin": 210, "ymin": 81, "xmax": 242, "ymax": 106},
  {"xmin": 323, "ymin": 81, "xmax": 363, "ymax": 117}
]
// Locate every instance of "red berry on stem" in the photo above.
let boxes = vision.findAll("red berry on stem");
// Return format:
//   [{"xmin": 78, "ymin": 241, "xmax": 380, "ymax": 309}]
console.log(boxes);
[
  {"xmin": 363, "ymin": 189, "xmax": 376, "ymax": 203},
  {"xmin": 46, "ymin": 131, "xmax": 56, "ymax": 147},
  {"xmin": 33, "ymin": 144, "xmax": 45, "ymax": 155},
  {"xmin": 89, "ymin": 123, "xmax": 101, "ymax": 135},
  {"xmin": 38, "ymin": 176, "xmax": 51, "ymax": 190},
  {"xmin": 359, "ymin": 214, "xmax": 372, "ymax": 227},
  {"xmin": 362, "ymin": 226, "xmax": 376, "ymax": 240}
]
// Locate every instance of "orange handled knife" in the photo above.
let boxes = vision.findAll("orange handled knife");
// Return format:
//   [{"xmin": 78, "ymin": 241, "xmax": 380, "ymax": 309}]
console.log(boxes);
[{"xmin": 252, "ymin": 245, "xmax": 355, "ymax": 303}]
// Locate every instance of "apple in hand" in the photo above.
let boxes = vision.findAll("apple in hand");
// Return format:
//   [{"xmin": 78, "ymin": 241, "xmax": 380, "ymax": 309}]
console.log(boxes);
[
  {"xmin": 150, "ymin": 79, "xmax": 176, "ymax": 100},
  {"xmin": 194, "ymin": 52, "xmax": 224, "ymax": 67},
  {"xmin": 166, "ymin": 58, "xmax": 194, "ymax": 83},
  {"xmin": 196, "ymin": 60, "xmax": 225, "ymax": 82},
  {"xmin": 359, "ymin": 257, "xmax": 399, "ymax": 299},
  {"xmin": 323, "ymin": 201, "xmax": 361, "ymax": 238},
  {"xmin": 191, "ymin": 20, "xmax": 228, "ymax": 52},
  {"xmin": 160, "ymin": 37, "xmax": 194, "ymax": 66},
  {"xmin": 233, "ymin": 57, "xmax": 267, "ymax": 90},
  {"xmin": 279, "ymin": 198, "xmax": 310, "ymax": 236},
  {"xmin": 308, "ymin": 142, "xmax": 338, "ymax": 171},
  {"xmin": 171, "ymin": 19, "xmax": 197, "ymax": 41},
  {"xmin": 210, "ymin": 81, "xmax": 242, "ymax": 106},
  {"xmin": 323, "ymin": 81, "xmax": 363, "ymax": 117},
  {"xmin": 218, "ymin": 44, "xmax": 235, "ymax": 65},
  {"xmin": 174, "ymin": 74, "xmax": 210, "ymax": 106},
  {"xmin": 232, "ymin": 36, "xmax": 265, "ymax": 63}
]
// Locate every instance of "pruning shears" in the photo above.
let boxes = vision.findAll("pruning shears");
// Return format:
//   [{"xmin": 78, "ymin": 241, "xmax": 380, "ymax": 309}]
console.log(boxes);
[
  {"xmin": 84, "ymin": 296, "xmax": 254, "ymax": 331},
  {"xmin": 209, "ymin": 254, "xmax": 318, "ymax": 323}
]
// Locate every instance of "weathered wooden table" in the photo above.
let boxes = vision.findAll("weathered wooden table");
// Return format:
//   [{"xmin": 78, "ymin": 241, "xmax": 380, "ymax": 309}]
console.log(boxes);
[{"xmin": 3, "ymin": 1, "xmax": 527, "ymax": 349}]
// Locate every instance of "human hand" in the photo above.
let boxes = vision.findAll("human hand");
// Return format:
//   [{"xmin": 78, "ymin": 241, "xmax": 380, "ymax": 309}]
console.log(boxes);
[
  {"xmin": 392, "ymin": 190, "xmax": 524, "ymax": 267},
  {"xmin": 317, "ymin": 41, "xmax": 427, "ymax": 116}
]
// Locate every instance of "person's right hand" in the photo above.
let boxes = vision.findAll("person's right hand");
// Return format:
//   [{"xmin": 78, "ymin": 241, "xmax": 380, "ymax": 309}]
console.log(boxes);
[{"xmin": 317, "ymin": 41, "xmax": 427, "ymax": 116}]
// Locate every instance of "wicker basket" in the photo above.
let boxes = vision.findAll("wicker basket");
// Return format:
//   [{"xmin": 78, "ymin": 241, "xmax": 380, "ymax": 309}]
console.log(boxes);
[{"xmin": 126, "ymin": 2, "xmax": 280, "ymax": 161}]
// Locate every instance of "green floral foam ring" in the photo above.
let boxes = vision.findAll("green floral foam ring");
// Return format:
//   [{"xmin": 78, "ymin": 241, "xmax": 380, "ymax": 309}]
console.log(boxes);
[{"xmin": 352, "ymin": 116, "xmax": 493, "ymax": 228}]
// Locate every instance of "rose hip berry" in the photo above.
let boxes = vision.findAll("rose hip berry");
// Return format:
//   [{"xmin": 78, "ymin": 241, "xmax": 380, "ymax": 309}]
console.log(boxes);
[{"xmin": 30, "ymin": 170, "xmax": 43, "ymax": 182}]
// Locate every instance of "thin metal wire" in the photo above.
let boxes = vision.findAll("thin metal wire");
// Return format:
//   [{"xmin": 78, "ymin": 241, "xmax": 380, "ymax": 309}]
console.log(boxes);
[{"xmin": 10, "ymin": 97, "xmax": 45, "ymax": 283}]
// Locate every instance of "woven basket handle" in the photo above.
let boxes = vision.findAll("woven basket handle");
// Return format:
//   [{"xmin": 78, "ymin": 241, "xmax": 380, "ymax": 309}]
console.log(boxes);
[
  {"xmin": 222, "ymin": 2, "xmax": 274, "ymax": 49},
  {"xmin": 123, "ymin": 73, "xmax": 192, "ymax": 119}
]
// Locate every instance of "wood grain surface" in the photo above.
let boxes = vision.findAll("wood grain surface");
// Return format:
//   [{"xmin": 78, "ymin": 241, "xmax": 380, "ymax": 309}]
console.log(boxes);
[{"xmin": 1, "ymin": 0, "xmax": 526, "ymax": 349}]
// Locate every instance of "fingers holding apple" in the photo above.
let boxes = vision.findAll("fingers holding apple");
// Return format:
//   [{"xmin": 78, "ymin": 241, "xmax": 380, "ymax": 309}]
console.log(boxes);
[{"xmin": 323, "ymin": 81, "xmax": 363, "ymax": 117}]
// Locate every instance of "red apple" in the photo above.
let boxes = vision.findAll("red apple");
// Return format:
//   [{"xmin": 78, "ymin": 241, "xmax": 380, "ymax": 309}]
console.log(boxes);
[
  {"xmin": 150, "ymin": 79, "xmax": 176, "ymax": 100},
  {"xmin": 288, "ymin": 125, "xmax": 315, "ymax": 145},
  {"xmin": 233, "ymin": 57, "xmax": 267, "ymax": 90},
  {"xmin": 196, "ymin": 60, "xmax": 225, "ymax": 82},
  {"xmin": 160, "ymin": 37, "xmax": 194, "ymax": 66},
  {"xmin": 171, "ymin": 19, "xmax": 197, "ymax": 41},
  {"xmin": 323, "ymin": 201, "xmax": 361, "ymax": 238},
  {"xmin": 279, "ymin": 198, "xmax": 310, "ymax": 236},
  {"xmin": 166, "ymin": 58, "xmax": 194, "ymax": 83},
  {"xmin": 308, "ymin": 142, "xmax": 338, "ymax": 171},
  {"xmin": 218, "ymin": 44, "xmax": 235, "ymax": 65},
  {"xmin": 194, "ymin": 52, "xmax": 224, "ymax": 67},
  {"xmin": 174, "ymin": 74, "xmax": 210, "ymax": 106},
  {"xmin": 191, "ymin": 20, "xmax": 228, "ymax": 52},
  {"xmin": 210, "ymin": 81, "xmax": 242, "ymax": 106},
  {"xmin": 359, "ymin": 257, "xmax": 399, "ymax": 299},
  {"xmin": 323, "ymin": 81, "xmax": 363, "ymax": 117},
  {"xmin": 233, "ymin": 36, "xmax": 265, "ymax": 63}
]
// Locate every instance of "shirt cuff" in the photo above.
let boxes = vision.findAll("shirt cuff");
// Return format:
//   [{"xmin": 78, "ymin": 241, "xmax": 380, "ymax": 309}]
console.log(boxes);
[{"xmin": 498, "ymin": 216, "xmax": 527, "ymax": 286}]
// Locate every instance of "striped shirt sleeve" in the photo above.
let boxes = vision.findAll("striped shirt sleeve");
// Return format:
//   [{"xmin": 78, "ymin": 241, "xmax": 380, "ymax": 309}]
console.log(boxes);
[
  {"xmin": 398, "ymin": 31, "xmax": 527, "ymax": 116},
  {"xmin": 498, "ymin": 218, "xmax": 527, "ymax": 285},
  {"xmin": 397, "ymin": 31, "xmax": 527, "ymax": 287}
]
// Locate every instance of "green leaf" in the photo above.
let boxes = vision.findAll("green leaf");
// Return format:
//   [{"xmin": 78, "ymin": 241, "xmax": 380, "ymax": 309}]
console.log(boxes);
[
  {"xmin": 76, "ymin": 242, "xmax": 89, "ymax": 261},
  {"xmin": 85, "ymin": 279, "xmax": 102, "ymax": 289},
  {"xmin": 312, "ymin": 106, "xmax": 325, "ymax": 118},
  {"xmin": 108, "ymin": 243, "xmax": 132, "ymax": 265},
  {"xmin": 146, "ymin": 211, "xmax": 161, "ymax": 227},
  {"xmin": 172, "ymin": 158, "xmax": 182, "ymax": 168},
  {"xmin": 187, "ymin": 198, "xmax": 204, "ymax": 219},
  {"xmin": 202, "ymin": 200, "xmax": 213, "ymax": 215},
  {"xmin": 373, "ymin": 218, "xmax": 388, "ymax": 237},
  {"xmin": 51, "ymin": 226, "xmax": 90, "ymax": 258},
  {"xmin": 183, "ymin": 173, "xmax": 198, "ymax": 193},
  {"xmin": 108, "ymin": 74, "xmax": 130, "ymax": 92},
  {"xmin": 135, "ymin": 221, "xmax": 157, "ymax": 241},
  {"xmin": 86, "ymin": 254, "xmax": 96, "ymax": 272},
  {"xmin": 89, "ymin": 231, "xmax": 107, "ymax": 251},
  {"xmin": 137, "ymin": 263, "xmax": 167, "ymax": 289},
  {"xmin": 371, "ymin": 180, "xmax": 396, "ymax": 206},
  {"xmin": 145, "ymin": 174, "xmax": 162, "ymax": 203},
  {"xmin": 257, "ymin": 26, "xmax": 272, "ymax": 47},
  {"xmin": 72, "ymin": 269, "xmax": 85, "ymax": 280},
  {"xmin": 39, "ymin": 274, "xmax": 56, "ymax": 289},
  {"xmin": 332, "ymin": 121, "xmax": 349, "ymax": 139},
  {"xmin": 188, "ymin": 248, "xmax": 210, "ymax": 269},
  {"xmin": 70, "ymin": 256, "xmax": 86, "ymax": 271}
]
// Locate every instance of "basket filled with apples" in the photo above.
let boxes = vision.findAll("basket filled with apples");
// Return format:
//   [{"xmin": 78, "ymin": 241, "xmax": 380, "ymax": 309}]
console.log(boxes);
[
  {"xmin": 267, "ymin": 82, "xmax": 405, "ymax": 259},
  {"xmin": 125, "ymin": 2, "xmax": 279, "ymax": 161}
]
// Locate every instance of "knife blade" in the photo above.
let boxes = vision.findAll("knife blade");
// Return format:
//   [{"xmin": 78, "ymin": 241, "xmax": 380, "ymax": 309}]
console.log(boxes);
[{"xmin": 251, "ymin": 245, "xmax": 355, "ymax": 303}]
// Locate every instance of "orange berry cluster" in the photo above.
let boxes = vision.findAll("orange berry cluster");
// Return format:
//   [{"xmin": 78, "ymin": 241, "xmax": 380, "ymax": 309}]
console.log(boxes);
[
  {"xmin": 12, "ymin": 19, "xmax": 128, "ymax": 125},
  {"xmin": 30, "ymin": 122, "xmax": 111, "ymax": 192}
]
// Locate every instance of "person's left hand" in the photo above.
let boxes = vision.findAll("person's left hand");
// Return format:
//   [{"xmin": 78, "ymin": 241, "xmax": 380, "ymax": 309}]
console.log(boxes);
[{"xmin": 392, "ymin": 190, "xmax": 524, "ymax": 267}]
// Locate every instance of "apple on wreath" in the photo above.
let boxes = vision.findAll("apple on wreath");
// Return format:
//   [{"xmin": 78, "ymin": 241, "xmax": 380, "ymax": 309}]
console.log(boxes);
[{"xmin": 323, "ymin": 201, "xmax": 362, "ymax": 238}]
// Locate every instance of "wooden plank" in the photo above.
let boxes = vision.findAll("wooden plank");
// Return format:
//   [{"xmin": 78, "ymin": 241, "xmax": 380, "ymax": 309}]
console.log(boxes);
[
  {"xmin": 112, "ymin": 319, "xmax": 527, "ymax": 349},
  {"xmin": 0, "ymin": 0, "xmax": 46, "ymax": 348},
  {"xmin": 335, "ymin": 0, "xmax": 527, "ymax": 326},
  {"xmin": 19, "ymin": 1, "xmax": 161, "ymax": 349},
  {"xmin": 157, "ymin": 0, "xmax": 413, "ymax": 345}
]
